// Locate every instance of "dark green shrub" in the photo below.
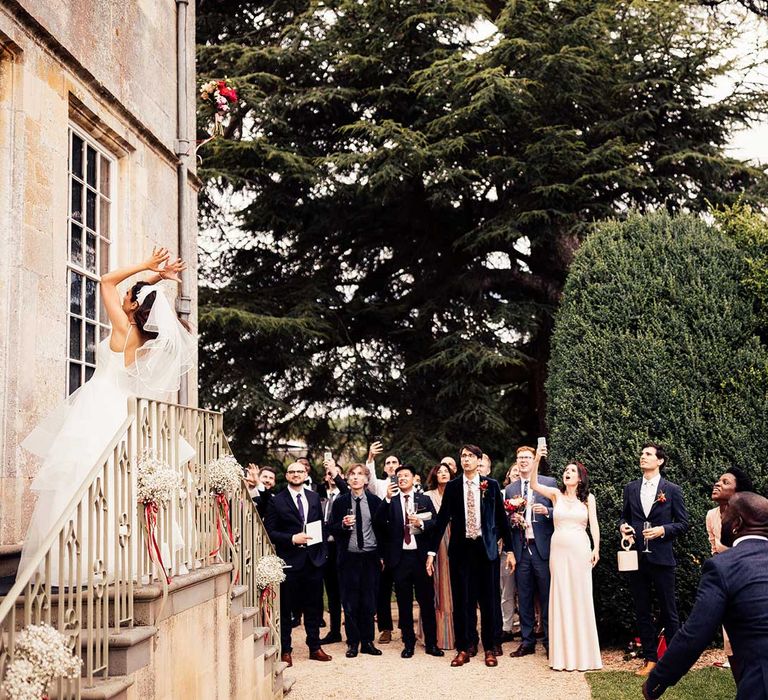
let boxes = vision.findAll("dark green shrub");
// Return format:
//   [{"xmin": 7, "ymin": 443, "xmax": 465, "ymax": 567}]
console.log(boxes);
[{"xmin": 546, "ymin": 211, "xmax": 768, "ymax": 643}]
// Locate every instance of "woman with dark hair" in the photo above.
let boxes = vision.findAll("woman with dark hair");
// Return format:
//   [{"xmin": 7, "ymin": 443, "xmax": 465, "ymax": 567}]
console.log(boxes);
[
  {"xmin": 530, "ymin": 450, "xmax": 602, "ymax": 671},
  {"xmin": 421, "ymin": 462, "xmax": 454, "ymax": 649},
  {"xmin": 19, "ymin": 247, "xmax": 194, "ymax": 583},
  {"xmin": 706, "ymin": 466, "xmax": 753, "ymax": 678}
]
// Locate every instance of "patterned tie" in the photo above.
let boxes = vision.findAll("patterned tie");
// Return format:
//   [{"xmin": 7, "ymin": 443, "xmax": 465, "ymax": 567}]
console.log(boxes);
[
  {"xmin": 403, "ymin": 494, "xmax": 412, "ymax": 544},
  {"xmin": 466, "ymin": 482, "xmax": 479, "ymax": 539},
  {"xmin": 355, "ymin": 497, "xmax": 364, "ymax": 549},
  {"xmin": 296, "ymin": 492, "xmax": 305, "ymax": 524}
]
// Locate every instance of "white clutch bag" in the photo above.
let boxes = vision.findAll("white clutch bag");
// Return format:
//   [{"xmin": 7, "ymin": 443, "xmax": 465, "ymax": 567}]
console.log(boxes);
[{"xmin": 617, "ymin": 535, "xmax": 638, "ymax": 572}]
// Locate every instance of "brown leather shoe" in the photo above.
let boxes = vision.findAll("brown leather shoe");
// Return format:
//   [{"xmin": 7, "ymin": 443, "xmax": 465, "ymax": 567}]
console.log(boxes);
[
  {"xmin": 485, "ymin": 651, "xmax": 498, "ymax": 667},
  {"xmin": 378, "ymin": 630, "xmax": 392, "ymax": 644},
  {"xmin": 467, "ymin": 643, "xmax": 478, "ymax": 657},
  {"xmin": 510, "ymin": 643, "xmax": 535, "ymax": 658},
  {"xmin": 309, "ymin": 647, "xmax": 333, "ymax": 662},
  {"xmin": 281, "ymin": 652, "xmax": 292, "ymax": 667},
  {"xmin": 451, "ymin": 651, "xmax": 471, "ymax": 667},
  {"xmin": 635, "ymin": 660, "xmax": 657, "ymax": 677}
]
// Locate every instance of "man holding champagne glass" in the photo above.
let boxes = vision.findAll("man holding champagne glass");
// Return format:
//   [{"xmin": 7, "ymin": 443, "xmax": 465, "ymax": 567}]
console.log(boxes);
[{"xmin": 619, "ymin": 443, "xmax": 689, "ymax": 677}]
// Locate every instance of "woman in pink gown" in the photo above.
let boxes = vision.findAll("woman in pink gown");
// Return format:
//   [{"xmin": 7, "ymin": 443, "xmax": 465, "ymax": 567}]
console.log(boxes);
[{"xmin": 531, "ymin": 450, "xmax": 602, "ymax": 671}]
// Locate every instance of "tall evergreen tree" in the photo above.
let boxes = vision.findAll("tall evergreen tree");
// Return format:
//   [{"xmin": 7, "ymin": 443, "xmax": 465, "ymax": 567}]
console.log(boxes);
[{"xmin": 196, "ymin": 0, "xmax": 767, "ymax": 465}]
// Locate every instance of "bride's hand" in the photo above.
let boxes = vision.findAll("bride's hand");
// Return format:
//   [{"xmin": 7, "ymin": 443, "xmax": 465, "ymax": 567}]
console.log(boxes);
[
  {"xmin": 591, "ymin": 549, "xmax": 600, "ymax": 568},
  {"xmin": 160, "ymin": 257, "xmax": 187, "ymax": 282},
  {"xmin": 145, "ymin": 246, "xmax": 170, "ymax": 272}
]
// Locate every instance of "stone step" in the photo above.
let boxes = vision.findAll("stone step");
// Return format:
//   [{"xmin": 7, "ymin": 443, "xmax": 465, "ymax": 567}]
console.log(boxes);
[
  {"xmin": 49, "ymin": 676, "xmax": 134, "ymax": 700},
  {"xmin": 282, "ymin": 675, "xmax": 296, "ymax": 696},
  {"xmin": 264, "ymin": 643, "xmax": 278, "ymax": 676},
  {"xmin": 106, "ymin": 625, "xmax": 157, "ymax": 676},
  {"xmin": 272, "ymin": 660, "xmax": 289, "ymax": 697},
  {"xmin": 230, "ymin": 583, "xmax": 248, "ymax": 616},
  {"xmin": 253, "ymin": 625, "xmax": 269, "ymax": 657}
]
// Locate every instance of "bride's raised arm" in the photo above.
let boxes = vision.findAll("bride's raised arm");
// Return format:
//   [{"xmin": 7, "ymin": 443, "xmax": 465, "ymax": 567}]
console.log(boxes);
[{"xmin": 530, "ymin": 446, "xmax": 560, "ymax": 503}]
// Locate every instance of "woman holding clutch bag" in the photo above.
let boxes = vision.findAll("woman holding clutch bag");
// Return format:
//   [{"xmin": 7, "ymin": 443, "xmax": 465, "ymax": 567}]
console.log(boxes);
[{"xmin": 530, "ymin": 448, "xmax": 602, "ymax": 671}]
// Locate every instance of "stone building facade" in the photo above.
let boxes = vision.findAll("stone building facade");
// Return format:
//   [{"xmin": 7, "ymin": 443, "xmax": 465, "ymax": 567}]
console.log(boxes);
[{"xmin": 0, "ymin": 0, "xmax": 198, "ymax": 547}]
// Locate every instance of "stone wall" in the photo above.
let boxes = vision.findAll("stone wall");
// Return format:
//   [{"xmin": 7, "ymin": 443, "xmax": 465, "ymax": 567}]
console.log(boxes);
[{"xmin": 0, "ymin": 0, "xmax": 198, "ymax": 546}]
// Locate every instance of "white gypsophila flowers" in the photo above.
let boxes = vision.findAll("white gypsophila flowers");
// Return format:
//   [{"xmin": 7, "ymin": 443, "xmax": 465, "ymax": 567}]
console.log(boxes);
[
  {"xmin": 137, "ymin": 452, "xmax": 182, "ymax": 504},
  {"xmin": 207, "ymin": 454, "xmax": 243, "ymax": 495},
  {"xmin": 2, "ymin": 624, "xmax": 81, "ymax": 700},
  {"xmin": 253, "ymin": 554, "xmax": 287, "ymax": 590}
]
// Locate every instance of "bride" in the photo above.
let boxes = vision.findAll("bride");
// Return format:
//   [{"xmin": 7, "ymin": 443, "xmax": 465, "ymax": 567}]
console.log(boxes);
[
  {"xmin": 18, "ymin": 247, "xmax": 196, "ymax": 585},
  {"xmin": 530, "ymin": 446, "xmax": 602, "ymax": 671}
]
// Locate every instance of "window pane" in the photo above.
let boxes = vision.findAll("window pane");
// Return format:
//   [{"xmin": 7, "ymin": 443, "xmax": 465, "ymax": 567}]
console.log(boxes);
[
  {"xmin": 100, "ymin": 325, "xmax": 110, "ymax": 341},
  {"xmin": 99, "ymin": 237, "xmax": 109, "ymax": 275},
  {"xmin": 85, "ymin": 231, "xmax": 96, "ymax": 272},
  {"xmin": 71, "ymin": 134, "xmax": 83, "ymax": 178},
  {"xmin": 71, "ymin": 180, "xmax": 83, "ymax": 223},
  {"xmin": 69, "ymin": 271, "xmax": 82, "ymax": 315},
  {"xmin": 85, "ymin": 365, "xmax": 95, "ymax": 382},
  {"xmin": 100, "ymin": 198, "xmax": 110, "ymax": 240},
  {"xmin": 100, "ymin": 155, "xmax": 110, "ymax": 195},
  {"xmin": 69, "ymin": 362, "xmax": 82, "ymax": 394},
  {"xmin": 85, "ymin": 278, "xmax": 97, "ymax": 320},
  {"xmin": 69, "ymin": 222, "xmax": 83, "ymax": 267},
  {"xmin": 69, "ymin": 317, "xmax": 82, "ymax": 359},
  {"xmin": 86, "ymin": 146, "xmax": 97, "ymax": 188},
  {"xmin": 86, "ymin": 189, "xmax": 96, "ymax": 230},
  {"xmin": 85, "ymin": 323, "xmax": 96, "ymax": 364}
]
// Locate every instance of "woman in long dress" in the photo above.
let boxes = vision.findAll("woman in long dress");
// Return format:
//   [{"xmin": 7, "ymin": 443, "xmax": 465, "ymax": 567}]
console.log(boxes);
[
  {"xmin": 530, "ymin": 448, "xmax": 602, "ymax": 671},
  {"xmin": 706, "ymin": 467, "xmax": 753, "ymax": 680},
  {"xmin": 422, "ymin": 463, "xmax": 455, "ymax": 650},
  {"xmin": 19, "ymin": 248, "xmax": 194, "ymax": 584}
]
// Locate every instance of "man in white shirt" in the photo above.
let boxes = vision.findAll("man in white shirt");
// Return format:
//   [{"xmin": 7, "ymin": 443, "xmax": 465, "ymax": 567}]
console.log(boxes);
[{"xmin": 620, "ymin": 443, "xmax": 689, "ymax": 677}]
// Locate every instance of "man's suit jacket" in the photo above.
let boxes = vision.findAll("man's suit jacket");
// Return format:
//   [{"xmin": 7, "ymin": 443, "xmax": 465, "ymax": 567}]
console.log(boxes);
[
  {"xmin": 320, "ymin": 474, "xmax": 350, "ymax": 541},
  {"xmin": 646, "ymin": 538, "xmax": 768, "ymax": 699},
  {"xmin": 620, "ymin": 477, "xmax": 689, "ymax": 566},
  {"xmin": 264, "ymin": 487, "xmax": 328, "ymax": 571},
  {"xmin": 431, "ymin": 475, "xmax": 513, "ymax": 561},
  {"xmin": 504, "ymin": 476, "xmax": 557, "ymax": 561},
  {"xmin": 327, "ymin": 491, "xmax": 383, "ymax": 566},
  {"xmin": 374, "ymin": 491, "xmax": 437, "ymax": 568},
  {"xmin": 253, "ymin": 487, "xmax": 273, "ymax": 520}
]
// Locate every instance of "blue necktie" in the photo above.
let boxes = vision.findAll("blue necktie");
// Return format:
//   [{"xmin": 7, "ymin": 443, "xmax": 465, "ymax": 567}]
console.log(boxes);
[{"xmin": 297, "ymin": 492, "xmax": 305, "ymax": 523}]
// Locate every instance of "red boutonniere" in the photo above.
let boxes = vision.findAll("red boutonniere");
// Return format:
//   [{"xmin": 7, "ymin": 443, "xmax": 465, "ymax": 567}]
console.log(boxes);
[
  {"xmin": 479, "ymin": 480, "xmax": 489, "ymax": 498},
  {"xmin": 655, "ymin": 491, "xmax": 667, "ymax": 504}
]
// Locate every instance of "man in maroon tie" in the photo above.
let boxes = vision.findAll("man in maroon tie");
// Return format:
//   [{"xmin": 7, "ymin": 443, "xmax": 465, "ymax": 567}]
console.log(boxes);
[{"xmin": 375, "ymin": 464, "xmax": 443, "ymax": 658}]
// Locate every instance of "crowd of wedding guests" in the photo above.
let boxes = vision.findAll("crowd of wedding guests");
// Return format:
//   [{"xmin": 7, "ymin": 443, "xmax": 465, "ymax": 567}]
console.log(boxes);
[{"xmin": 245, "ymin": 441, "xmax": 768, "ymax": 699}]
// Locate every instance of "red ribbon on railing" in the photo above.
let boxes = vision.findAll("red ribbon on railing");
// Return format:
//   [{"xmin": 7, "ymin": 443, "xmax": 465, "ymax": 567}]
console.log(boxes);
[
  {"xmin": 144, "ymin": 501, "xmax": 172, "ymax": 584},
  {"xmin": 259, "ymin": 584, "xmax": 276, "ymax": 627},
  {"xmin": 210, "ymin": 493, "xmax": 240, "ymax": 585}
]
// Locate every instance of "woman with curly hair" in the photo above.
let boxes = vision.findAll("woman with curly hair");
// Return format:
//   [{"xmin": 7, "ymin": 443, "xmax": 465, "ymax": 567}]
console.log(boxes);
[{"xmin": 530, "ymin": 449, "xmax": 602, "ymax": 671}]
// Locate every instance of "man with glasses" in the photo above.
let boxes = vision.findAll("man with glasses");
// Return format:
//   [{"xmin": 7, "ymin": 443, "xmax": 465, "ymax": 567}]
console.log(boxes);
[{"xmin": 265, "ymin": 461, "xmax": 332, "ymax": 667}]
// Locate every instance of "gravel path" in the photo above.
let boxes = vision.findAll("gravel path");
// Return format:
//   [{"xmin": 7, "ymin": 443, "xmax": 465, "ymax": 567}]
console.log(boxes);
[{"xmin": 283, "ymin": 625, "xmax": 592, "ymax": 700}]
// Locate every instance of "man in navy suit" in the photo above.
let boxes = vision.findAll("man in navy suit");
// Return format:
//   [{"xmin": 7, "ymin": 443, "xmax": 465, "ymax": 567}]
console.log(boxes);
[
  {"xmin": 328, "ymin": 463, "xmax": 384, "ymax": 658},
  {"xmin": 375, "ymin": 464, "xmax": 443, "ymax": 659},
  {"xmin": 264, "ymin": 461, "xmax": 332, "ymax": 667},
  {"xmin": 427, "ymin": 444, "xmax": 515, "ymax": 668},
  {"xmin": 643, "ymin": 492, "xmax": 768, "ymax": 699},
  {"xmin": 505, "ymin": 444, "xmax": 557, "ymax": 657},
  {"xmin": 620, "ymin": 443, "xmax": 689, "ymax": 676}
]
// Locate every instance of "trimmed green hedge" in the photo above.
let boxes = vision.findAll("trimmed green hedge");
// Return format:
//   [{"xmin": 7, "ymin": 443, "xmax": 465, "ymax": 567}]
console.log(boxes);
[{"xmin": 546, "ymin": 211, "xmax": 768, "ymax": 642}]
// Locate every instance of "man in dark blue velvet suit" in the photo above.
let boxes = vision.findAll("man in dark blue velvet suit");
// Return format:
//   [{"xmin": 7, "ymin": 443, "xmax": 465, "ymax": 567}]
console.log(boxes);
[
  {"xmin": 505, "ymin": 444, "xmax": 557, "ymax": 657},
  {"xmin": 643, "ymin": 492, "xmax": 768, "ymax": 699},
  {"xmin": 264, "ymin": 461, "xmax": 332, "ymax": 667},
  {"xmin": 620, "ymin": 443, "xmax": 689, "ymax": 677},
  {"xmin": 427, "ymin": 444, "xmax": 514, "ymax": 668}
]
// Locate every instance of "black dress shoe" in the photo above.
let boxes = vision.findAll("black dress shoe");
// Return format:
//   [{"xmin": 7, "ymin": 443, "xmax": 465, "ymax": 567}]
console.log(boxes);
[
  {"xmin": 544, "ymin": 644, "xmax": 549, "ymax": 658},
  {"xmin": 500, "ymin": 630, "xmax": 516, "ymax": 643},
  {"xmin": 345, "ymin": 645, "xmax": 358, "ymax": 658},
  {"xmin": 510, "ymin": 644, "xmax": 536, "ymax": 658},
  {"xmin": 360, "ymin": 642, "xmax": 382, "ymax": 656},
  {"xmin": 492, "ymin": 644, "xmax": 503, "ymax": 656},
  {"xmin": 401, "ymin": 646, "xmax": 415, "ymax": 658},
  {"xmin": 467, "ymin": 643, "xmax": 478, "ymax": 657},
  {"xmin": 291, "ymin": 617, "xmax": 301, "ymax": 628},
  {"xmin": 425, "ymin": 645, "xmax": 445, "ymax": 657},
  {"xmin": 320, "ymin": 632, "xmax": 343, "ymax": 644},
  {"xmin": 319, "ymin": 619, "xmax": 327, "ymax": 627}
]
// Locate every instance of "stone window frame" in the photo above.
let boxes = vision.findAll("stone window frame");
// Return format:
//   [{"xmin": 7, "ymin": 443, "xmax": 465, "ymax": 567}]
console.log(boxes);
[{"xmin": 66, "ymin": 124, "xmax": 116, "ymax": 395}]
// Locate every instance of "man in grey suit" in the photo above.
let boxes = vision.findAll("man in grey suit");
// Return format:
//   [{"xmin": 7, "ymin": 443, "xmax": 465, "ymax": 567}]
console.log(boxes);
[
  {"xmin": 505, "ymin": 444, "xmax": 556, "ymax": 657},
  {"xmin": 643, "ymin": 491, "xmax": 768, "ymax": 699}
]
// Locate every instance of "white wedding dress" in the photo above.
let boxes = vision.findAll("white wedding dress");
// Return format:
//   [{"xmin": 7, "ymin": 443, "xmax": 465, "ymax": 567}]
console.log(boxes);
[{"xmin": 19, "ymin": 331, "xmax": 192, "ymax": 586}]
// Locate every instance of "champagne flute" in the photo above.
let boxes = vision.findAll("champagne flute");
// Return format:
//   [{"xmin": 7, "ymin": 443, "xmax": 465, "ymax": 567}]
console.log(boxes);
[
  {"xmin": 531, "ymin": 492, "xmax": 537, "ymax": 523},
  {"xmin": 643, "ymin": 520, "xmax": 652, "ymax": 553},
  {"xmin": 345, "ymin": 507, "xmax": 355, "ymax": 530}
]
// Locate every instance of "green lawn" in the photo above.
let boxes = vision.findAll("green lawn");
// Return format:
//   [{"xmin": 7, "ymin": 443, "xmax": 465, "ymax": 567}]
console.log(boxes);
[{"xmin": 587, "ymin": 668, "xmax": 736, "ymax": 700}]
